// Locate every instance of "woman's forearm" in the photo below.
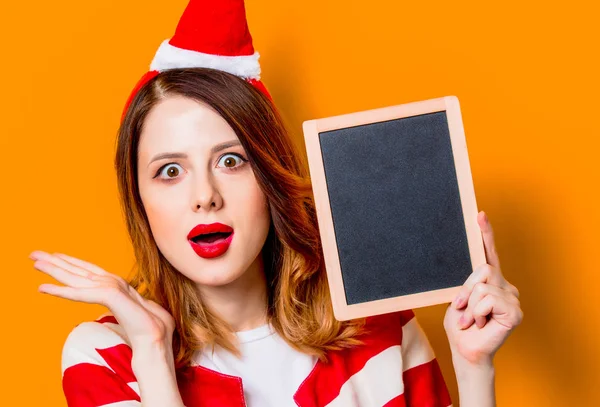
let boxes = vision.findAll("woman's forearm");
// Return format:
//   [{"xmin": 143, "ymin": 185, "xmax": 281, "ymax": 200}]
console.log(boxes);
[
  {"xmin": 453, "ymin": 357, "xmax": 496, "ymax": 407},
  {"xmin": 131, "ymin": 342, "xmax": 186, "ymax": 407}
]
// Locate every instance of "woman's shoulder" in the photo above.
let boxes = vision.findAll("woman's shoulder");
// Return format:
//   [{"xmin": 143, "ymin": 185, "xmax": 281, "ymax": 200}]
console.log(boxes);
[
  {"xmin": 61, "ymin": 315, "xmax": 142, "ymax": 404},
  {"xmin": 61, "ymin": 314, "xmax": 132, "ymax": 375},
  {"xmin": 361, "ymin": 308, "xmax": 419, "ymax": 340},
  {"xmin": 304, "ymin": 310, "xmax": 452, "ymax": 406},
  {"xmin": 364, "ymin": 308, "xmax": 416, "ymax": 327},
  {"xmin": 359, "ymin": 309, "xmax": 437, "ymax": 368}
]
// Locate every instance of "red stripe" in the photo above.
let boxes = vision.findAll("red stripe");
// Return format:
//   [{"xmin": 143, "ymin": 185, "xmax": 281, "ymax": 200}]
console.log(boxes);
[
  {"xmin": 294, "ymin": 310, "xmax": 415, "ymax": 407},
  {"xmin": 400, "ymin": 309, "xmax": 416, "ymax": 323},
  {"xmin": 63, "ymin": 363, "xmax": 140, "ymax": 406},
  {"xmin": 95, "ymin": 315, "xmax": 118, "ymax": 325},
  {"xmin": 383, "ymin": 394, "xmax": 407, "ymax": 407},
  {"xmin": 403, "ymin": 358, "xmax": 452, "ymax": 407},
  {"xmin": 178, "ymin": 365, "xmax": 246, "ymax": 407},
  {"xmin": 96, "ymin": 344, "xmax": 136, "ymax": 383}
]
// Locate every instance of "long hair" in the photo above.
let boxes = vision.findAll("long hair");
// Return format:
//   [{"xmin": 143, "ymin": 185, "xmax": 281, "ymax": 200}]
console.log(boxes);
[{"xmin": 115, "ymin": 68, "xmax": 365, "ymax": 371}]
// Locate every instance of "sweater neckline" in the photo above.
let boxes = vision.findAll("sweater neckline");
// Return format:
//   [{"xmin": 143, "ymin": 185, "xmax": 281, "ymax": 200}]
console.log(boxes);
[{"xmin": 235, "ymin": 323, "xmax": 275, "ymax": 343}]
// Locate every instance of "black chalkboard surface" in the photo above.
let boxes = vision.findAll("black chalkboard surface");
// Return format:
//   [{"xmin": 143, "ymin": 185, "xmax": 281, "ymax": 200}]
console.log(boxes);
[{"xmin": 303, "ymin": 96, "xmax": 486, "ymax": 321}]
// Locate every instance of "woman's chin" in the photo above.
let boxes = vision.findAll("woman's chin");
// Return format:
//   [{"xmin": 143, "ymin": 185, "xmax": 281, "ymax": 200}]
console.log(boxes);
[
  {"xmin": 164, "ymin": 245, "xmax": 262, "ymax": 289},
  {"xmin": 184, "ymin": 265, "xmax": 246, "ymax": 288}
]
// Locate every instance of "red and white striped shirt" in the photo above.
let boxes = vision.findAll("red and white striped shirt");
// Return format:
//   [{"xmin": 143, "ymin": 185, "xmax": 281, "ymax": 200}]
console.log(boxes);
[{"xmin": 61, "ymin": 309, "xmax": 453, "ymax": 407}]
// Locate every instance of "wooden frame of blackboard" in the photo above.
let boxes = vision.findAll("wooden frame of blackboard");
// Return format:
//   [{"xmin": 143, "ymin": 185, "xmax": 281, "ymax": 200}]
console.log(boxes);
[{"xmin": 302, "ymin": 96, "xmax": 486, "ymax": 321}]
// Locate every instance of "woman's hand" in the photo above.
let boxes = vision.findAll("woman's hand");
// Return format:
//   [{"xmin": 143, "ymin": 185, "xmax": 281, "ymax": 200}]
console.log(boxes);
[
  {"xmin": 443, "ymin": 211, "xmax": 523, "ymax": 368},
  {"xmin": 30, "ymin": 250, "xmax": 175, "ymax": 349}
]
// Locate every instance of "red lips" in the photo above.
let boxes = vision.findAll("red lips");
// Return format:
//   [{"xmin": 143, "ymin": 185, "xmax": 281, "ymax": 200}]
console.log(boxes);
[{"xmin": 187, "ymin": 222, "xmax": 234, "ymax": 259}]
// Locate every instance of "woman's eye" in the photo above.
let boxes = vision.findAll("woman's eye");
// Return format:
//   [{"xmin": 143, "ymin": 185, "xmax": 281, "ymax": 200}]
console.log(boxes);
[
  {"xmin": 157, "ymin": 163, "xmax": 183, "ymax": 179},
  {"xmin": 217, "ymin": 153, "xmax": 247, "ymax": 170}
]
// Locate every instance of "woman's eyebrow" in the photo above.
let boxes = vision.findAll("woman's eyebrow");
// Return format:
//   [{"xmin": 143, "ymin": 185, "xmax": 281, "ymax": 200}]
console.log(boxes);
[
  {"xmin": 211, "ymin": 140, "xmax": 241, "ymax": 153},
  {"xmin": 147, "ymin": 140, "xmax": 242, "ymax": 167},
  {"xmin": 148, "ymin": 152, "xmax": 187, "ymax": 167}
]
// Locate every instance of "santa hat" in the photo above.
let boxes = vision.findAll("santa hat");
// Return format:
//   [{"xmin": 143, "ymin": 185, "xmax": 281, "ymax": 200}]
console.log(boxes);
[{"xmin": 121, "ymin": 0, "xmax": 271, "ymax": 121}]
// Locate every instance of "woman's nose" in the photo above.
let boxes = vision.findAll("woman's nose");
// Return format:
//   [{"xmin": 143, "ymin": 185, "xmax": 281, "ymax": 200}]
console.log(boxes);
[{"xmin": 192, "ymin": 173, "xmax": 223, "ymax": 212}]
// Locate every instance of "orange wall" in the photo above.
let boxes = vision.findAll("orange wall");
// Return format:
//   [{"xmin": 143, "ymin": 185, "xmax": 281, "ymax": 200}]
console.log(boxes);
[{"xmin": 2, "ymin": 0, "xmax": 598, "ymax": 405}]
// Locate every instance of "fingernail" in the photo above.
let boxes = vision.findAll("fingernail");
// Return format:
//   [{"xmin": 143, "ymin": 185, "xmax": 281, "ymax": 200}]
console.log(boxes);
[{"xmin": 484, "ymin": 212, "xmax": 489, "ymax": 223}]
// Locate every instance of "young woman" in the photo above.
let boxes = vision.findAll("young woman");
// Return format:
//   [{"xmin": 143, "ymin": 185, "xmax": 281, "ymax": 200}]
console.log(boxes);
[{"xmin": 30, "ymin": 2, "xmax": 522, "ymax": 407}]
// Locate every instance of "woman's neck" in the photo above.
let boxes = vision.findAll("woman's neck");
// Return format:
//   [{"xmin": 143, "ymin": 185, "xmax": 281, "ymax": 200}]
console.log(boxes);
[{"xmin": 196, "ymin": 254, "xmax": 268, "ymax": 332}]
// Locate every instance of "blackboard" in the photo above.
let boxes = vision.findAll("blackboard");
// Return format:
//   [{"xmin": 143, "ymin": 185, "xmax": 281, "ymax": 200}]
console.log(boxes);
[{"xmin": 303, "ymin": 96, "xmax": 486, "ymax": 321}]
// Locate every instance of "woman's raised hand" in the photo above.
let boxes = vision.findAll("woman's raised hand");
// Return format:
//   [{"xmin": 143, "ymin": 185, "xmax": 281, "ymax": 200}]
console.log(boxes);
[
  {"xmin": 30, "ymin": 250, "xmax": 175, "ymax": 349},
  {"xmin": 444, "ymin": 212, "xmax": 523, "ymax": 368}
]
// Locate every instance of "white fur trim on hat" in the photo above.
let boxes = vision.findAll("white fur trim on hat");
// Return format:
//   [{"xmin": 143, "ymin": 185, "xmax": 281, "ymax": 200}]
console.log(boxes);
[{"xmin": 149, "ymin": 39, "xmax": 261, "ymax": 80}]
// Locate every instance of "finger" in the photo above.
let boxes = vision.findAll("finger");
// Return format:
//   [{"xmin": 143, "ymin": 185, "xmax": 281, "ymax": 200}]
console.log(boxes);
[
  {"xmin": 40, "ymin": 281, "xmax": 153, "ymax": 333},
  {"xmin": 469, "ymin": 294, "xmax": 496, "ymax": 329},
  {"xmin": 453, "ymin": 263, "xmax": 508, "ymax": 309},
  {"xmin": 458, "ymin": 283, "xmax": 517, "ymax": 329},
  {"xmin": 52, "ymin": 253, "xmax": 109, "ymax": 276},
  {"xmin": 39, "ymin": 284, "xmax": 106, "ymax": 304},
  {"xmin": 33, "ymin": 260, "xmax": 96, "ymax": 288},
  {"xmin": 478, "ymin": 211, "xmax": 501, "ymax": 269},
  {"xmin": 30, "ymin": 251, "xmax": 93, "ymax": 278},
  {"xmin": 39, "ymin": 282, "xmax": 136, "ymax": 313},
  {"xmin": 472, "ymin": 293, "xmax": 524, "ymax": 330},
  {"xmin": 39, "ymin": 280, "xmax": 167, "ymax": 344}
]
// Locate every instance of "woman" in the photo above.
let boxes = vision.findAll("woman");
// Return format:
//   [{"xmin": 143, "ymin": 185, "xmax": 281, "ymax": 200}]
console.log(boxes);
[{"xmin": 30, "ymin": 2, "xmax": 522, "ymax": 407}]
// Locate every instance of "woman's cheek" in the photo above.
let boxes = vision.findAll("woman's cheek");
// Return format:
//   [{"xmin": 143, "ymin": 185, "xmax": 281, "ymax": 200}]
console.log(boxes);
[
  {"xmin": 144, "ymin": 191, "xmax": 184, "ymax": 242},
  {"xmin": 228, "ymin": 176, "xmax": 270, "ymax": 243},
  {"xmin": 247, "ymin": 182, "xmax": 270, "ymax": 223}
]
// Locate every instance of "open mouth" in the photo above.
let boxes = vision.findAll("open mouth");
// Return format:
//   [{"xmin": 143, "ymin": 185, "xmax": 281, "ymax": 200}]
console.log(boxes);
[
  {"xmin": 187, "ymin": 223, "xmax": 234, "ymax": 258},
  {"xmin": 190, "ymin": 231, "xmax": 233, "ymax": 245}
]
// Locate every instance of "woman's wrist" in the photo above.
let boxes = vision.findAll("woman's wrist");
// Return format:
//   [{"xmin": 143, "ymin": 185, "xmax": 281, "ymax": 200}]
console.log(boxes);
[
  {"xmin": 131, "ymin": 341, "xmax": 185, "ymax": 407},
  {"xmin": 452, "ymin": 354, "xmax": 494, "ymax": 380},
  {"xmin": 452, "ymin": 355, "xmax": 496, "ymax": 407},
  {"xmin": 131, "ymin": 340, "xmax": 176, "ymax": 374}
]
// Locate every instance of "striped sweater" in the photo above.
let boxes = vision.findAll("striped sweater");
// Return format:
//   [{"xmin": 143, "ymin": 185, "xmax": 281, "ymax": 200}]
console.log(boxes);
[{"xmin": 61, "ymin": 309, "xmax": 453, "ymax": 407}]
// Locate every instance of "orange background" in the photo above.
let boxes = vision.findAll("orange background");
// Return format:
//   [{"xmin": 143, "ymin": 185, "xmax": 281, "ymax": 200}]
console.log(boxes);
[{"xmin": 2, "ymin": 0, "xmax": 598, "ymax": 405}]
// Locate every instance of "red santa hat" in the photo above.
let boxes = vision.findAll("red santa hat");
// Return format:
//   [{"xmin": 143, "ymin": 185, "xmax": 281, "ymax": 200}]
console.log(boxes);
[{"xmin": 121, "ymin": 0, "xmax": 271, "ymax": 121}]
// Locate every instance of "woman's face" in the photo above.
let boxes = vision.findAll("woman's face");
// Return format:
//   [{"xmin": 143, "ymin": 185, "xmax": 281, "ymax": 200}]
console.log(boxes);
[{"xmin": 137, "ymin": 95, "xmax": 271, "ymax": 287}]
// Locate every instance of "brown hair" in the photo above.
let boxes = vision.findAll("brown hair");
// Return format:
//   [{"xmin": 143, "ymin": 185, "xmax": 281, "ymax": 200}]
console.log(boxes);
[{"xmin": 115, "ymin": 68, "xmax": 365, "ymax": 371}]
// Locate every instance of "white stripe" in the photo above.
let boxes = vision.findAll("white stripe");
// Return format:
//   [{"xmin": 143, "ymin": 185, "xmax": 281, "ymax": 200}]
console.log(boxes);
[
  {"xmin": 61, "ymin": 321, "xmax": 130, "ymax": 374},
  {"xmin": 150, "ymin": 39, "xmax": 261, "ymax": 80},
  {"xmin": 326, "ymin": 346, "xmax": 404, "ymax": 407},
  {"xmin": 128, "ymin": 381, "xmax": 140, "ymax": 397},
  {"xmin": 99, "ymin": 402, "xmax": 142, "ymax": 407},
  {"xmin": 401, "ymin": 316, "xmax": 436, "ymax": 371}
]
